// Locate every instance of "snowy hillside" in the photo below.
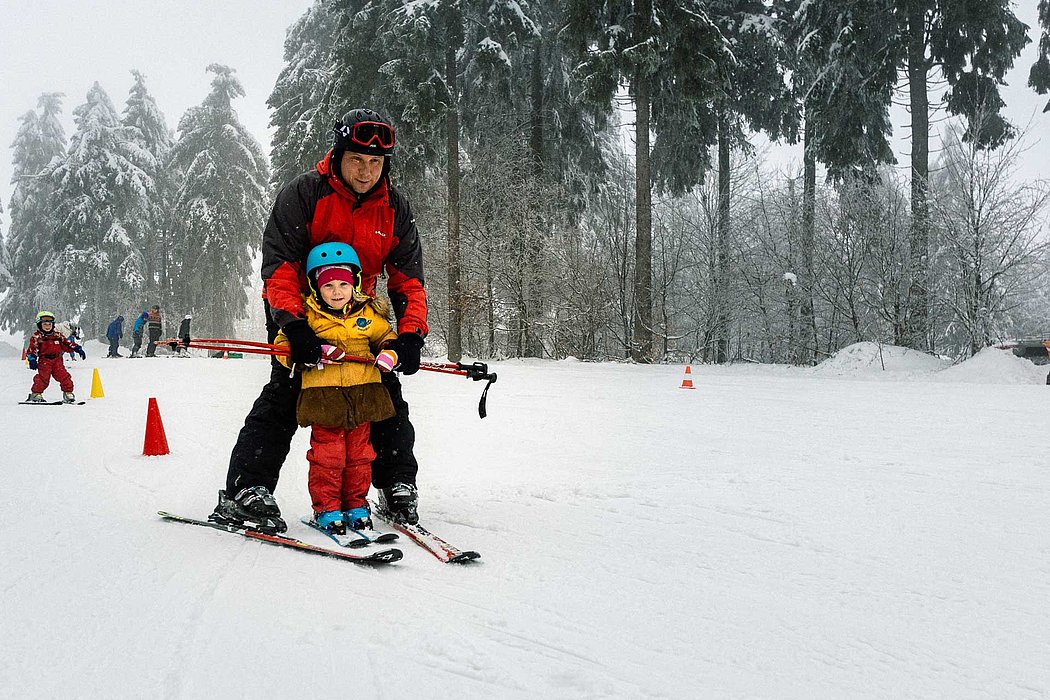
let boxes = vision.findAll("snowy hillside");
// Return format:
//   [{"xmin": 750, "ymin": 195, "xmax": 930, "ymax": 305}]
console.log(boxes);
[{"xmin": 2, "ymin": 344, "xmax": 1048, "ymax": 698}]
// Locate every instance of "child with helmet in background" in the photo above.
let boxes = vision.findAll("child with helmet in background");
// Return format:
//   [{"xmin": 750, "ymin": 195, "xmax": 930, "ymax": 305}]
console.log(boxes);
[
  {"xmin": 273, "ymin": 242, "xmax": 401, "ymax": 538},
  {"xmin": 25, "ymin": 311, "xmax": 85, "ymax": 403}
]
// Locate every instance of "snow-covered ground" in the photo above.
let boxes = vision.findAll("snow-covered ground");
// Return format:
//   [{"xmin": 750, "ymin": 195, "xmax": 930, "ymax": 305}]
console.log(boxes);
[{"xmin": 2, "ymin": 342, "xmax": 1048, "ymax": 699}]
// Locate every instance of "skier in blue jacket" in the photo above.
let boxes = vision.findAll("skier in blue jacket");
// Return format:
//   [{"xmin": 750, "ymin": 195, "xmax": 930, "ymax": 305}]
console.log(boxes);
[
  {"xmin": 106, "ymin": 316, "xmax": 125, "ymax": 357},
  {"xmin": 130, "ymin": 311, "xmax": 148, "ymax": 357}
]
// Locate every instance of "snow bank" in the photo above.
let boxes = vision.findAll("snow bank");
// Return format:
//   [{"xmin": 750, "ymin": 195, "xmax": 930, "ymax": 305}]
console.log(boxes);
[
  {"xmin": 812, "ymin": 341, "xmax": 950, "ymax": 376},
  {"xmin": 938, "ymin": 346, "xmax": 1048, "ymax": 385}
]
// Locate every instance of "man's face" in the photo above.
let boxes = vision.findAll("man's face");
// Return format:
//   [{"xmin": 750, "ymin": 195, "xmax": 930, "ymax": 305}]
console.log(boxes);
[{"xmin": 340, "ymin": 152, "xmax": 384, "ymax": 194}]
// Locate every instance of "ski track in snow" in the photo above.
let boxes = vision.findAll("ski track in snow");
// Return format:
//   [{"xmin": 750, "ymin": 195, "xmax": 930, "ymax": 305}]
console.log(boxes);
[{"xmin": 1, "ymin": 343, "xmax": 1049, "ymax": 698}]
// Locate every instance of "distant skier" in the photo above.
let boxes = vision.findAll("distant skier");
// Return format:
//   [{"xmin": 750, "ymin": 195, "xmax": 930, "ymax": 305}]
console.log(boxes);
[
  {"xmin": 55, "ymin": 321, "xmax": 82, "ymax": 361},
  {"xmin": 25, "ymin": 311, "xmax": 85, "ymax": 403},
  {"xmin": 106, "ymin": 315, "xmax": 125, "ymax": 357},
  {"xmin": 175, "ymin": 314, "xmax": 192, "ymax": 356},
  {"xmin": 271, "ymin": 242, "xmax": 399, "ymax": 537},
  {"xmin": 145, "ymin": 305, "xmax": 162, "ymax": 357},
  {"xmin": 130, "ymin": 311, "xmax": 148, "ymax": 357}
]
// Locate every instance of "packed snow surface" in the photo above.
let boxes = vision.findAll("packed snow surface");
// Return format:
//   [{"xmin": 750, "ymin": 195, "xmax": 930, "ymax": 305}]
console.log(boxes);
[{"xmin": 2, "ymin": 342, "xmax": 1048, "ymax": 698}]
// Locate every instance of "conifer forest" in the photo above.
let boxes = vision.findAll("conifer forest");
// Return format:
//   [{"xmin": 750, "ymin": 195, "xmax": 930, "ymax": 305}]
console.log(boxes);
[{"xmin": 2, "ymin": 0, "xmax": 1050, "ymax": 364}]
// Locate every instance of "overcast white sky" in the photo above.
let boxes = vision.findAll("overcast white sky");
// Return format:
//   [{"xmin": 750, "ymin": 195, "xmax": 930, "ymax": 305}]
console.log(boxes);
[{"xmin": 0, "ymin": 0, "xmax": 1047, "ymax": 233}]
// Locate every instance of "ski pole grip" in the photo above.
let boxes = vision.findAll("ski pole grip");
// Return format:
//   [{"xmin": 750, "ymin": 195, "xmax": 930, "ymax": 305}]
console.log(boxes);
[{"xmin": 458, "ymin": 361, "xmax": 494, "ymax": 381}]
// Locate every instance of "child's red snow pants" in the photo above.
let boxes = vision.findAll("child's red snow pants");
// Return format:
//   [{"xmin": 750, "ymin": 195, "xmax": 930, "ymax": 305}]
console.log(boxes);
[
  {"xmin": 32, "ymin": 356, "xmax": 73, "ymax": 394},
  {"xmin": 307, "ymin": 423, "xmax": 374, "ymax": 514}
]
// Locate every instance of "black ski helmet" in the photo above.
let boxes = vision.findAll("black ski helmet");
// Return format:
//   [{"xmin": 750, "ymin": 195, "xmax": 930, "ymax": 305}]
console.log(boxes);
[{"xmin": 333, "ymin": 108, "xmax": 395, "ymax": 156}]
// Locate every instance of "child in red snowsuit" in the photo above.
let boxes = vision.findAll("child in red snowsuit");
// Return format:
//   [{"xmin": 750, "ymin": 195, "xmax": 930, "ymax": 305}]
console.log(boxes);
[
  {"xmin": 26, "ymin": 311, "xmax": 85, "ymax": 403},
  {"xmin": 273, "ymin": 243, "xmax": 400, "ymax": 536}
]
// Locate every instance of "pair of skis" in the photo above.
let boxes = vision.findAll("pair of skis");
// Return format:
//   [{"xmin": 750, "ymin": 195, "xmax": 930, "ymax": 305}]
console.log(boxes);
[
  {"xmin": 159, "ymin": 508, "xmax": 480, "ymax": 566},
  {"xmin": 158, "ymin": 511, "xmax": 403, "ymax": 565},
  {"xmin": 18, "ymin": 400, "xmax": 86, "ymax": 405}
]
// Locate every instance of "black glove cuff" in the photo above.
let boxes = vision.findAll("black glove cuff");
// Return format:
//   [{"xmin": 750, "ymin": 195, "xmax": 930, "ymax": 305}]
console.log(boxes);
[
  {"xmin": 399, "ymin": 332, "xmax": 424, "ymax": 349},
  {"xmin": 283, "ymin": 319, "xmax": 323, "ymax": 365}
]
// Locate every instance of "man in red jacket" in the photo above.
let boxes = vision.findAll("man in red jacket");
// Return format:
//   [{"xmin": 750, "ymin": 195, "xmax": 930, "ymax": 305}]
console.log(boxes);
[{"xmin": 211, "ymin": 109, "xmax": 428, "ymax": 533}]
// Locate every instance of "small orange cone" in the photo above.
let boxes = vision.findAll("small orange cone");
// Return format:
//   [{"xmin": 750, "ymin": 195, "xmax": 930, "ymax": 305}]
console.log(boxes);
[
  {"xmin": 143, "ymin": 397, "xmax": 170, "ymax": 456},
  {"xmin": 680, "ymin": 365, "xmax": 696, "ymax": 390},
  {"xmin": 90, "ymin": 368, "xmax": 105, "ymax": 398}
]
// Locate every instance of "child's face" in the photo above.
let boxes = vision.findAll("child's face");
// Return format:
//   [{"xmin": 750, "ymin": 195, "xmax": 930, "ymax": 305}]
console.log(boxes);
[{"xmin": 320, "ymin": 279, "xmax": 353, "ymax": 307}]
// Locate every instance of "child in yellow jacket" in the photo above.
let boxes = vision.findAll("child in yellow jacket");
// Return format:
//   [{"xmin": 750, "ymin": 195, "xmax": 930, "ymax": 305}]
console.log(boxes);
[{"xmin": 275, "ymin": 242, "xmax": 400, "ymax": 536}]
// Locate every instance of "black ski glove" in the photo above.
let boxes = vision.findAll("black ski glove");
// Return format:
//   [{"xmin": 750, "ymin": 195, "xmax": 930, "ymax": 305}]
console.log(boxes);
[
  {"xmin": 389, "ymin": 332, "xmax": 424, "ymax": 375},
  {"xmin": 283, "ymin": 319, "xmax": 323, "ymax": 366}
]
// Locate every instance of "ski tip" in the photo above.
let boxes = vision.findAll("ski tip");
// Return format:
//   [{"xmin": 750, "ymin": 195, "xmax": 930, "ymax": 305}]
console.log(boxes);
[
  {"xmin": 448, "ymin": 551, "xmax": 482, "ymax": 564},
  {"xmin": 370, "ymin": 548, "xmax": 404, "ymax": 563}
]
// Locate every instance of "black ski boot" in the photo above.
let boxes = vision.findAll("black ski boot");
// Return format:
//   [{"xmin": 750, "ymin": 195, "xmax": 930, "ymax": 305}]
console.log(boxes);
[
  {"xmin": 379, "ymin": 482, "xmax": 418, "ymax": 524},
  {"xmin": 209, "ymin": 486, "xmax": 287, "ymax": 533}
]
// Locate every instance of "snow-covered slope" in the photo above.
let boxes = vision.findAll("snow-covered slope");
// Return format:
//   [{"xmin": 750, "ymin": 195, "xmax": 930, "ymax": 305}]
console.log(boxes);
[{"xmin": 1, "ymin": 345, "xmax": 1048, "ymax": 698}]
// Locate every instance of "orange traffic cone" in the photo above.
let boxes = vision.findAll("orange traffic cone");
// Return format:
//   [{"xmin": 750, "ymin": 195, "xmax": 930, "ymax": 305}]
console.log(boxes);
[
  {"xmin": 680, "ymin": 365, "xmax": 695, "ymax": 389},
  {"xmin": 143, "ymin": 397, "xmax": 170, "ymax": 456}
]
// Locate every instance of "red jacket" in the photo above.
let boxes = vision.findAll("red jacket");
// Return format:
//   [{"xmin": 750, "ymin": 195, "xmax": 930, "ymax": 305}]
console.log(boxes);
[
  {"xmin": 28, "ymin": 330, "xmax": 79, "ymax": 358},
  {"xmin": 261, "ymin": 152, "xmax": 428, "ymax": 338}
]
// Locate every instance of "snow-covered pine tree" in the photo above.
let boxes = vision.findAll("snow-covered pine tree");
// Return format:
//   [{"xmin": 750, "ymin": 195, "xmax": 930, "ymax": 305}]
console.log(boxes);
[
  {"xmin": 47, "ymin": 83, "xmax": 155, "ymax": 337},
  {"xmin": 819, "ymin": 0, "xmax": 1030, "ymax": 352},
  {"xmin": 697, "ymin": 1, "xmax": 800, "ymax": 364},
  {"xmin": 0, "ymin": 201, "xmax": 10, "ymax": 292},
  {"xmin": 168, "ymin": 64, "xmax": 270, "ymax": 338},
  {"xmin": 122, "ymin": 70, "xmax": 175, "ymax": 311},
  {"xmin": 267, "ymin": 1, "xmax": 343, "ymax": 189},
  {"xmin": 1030, "ymin": 0, "xmax": 1050, "ymax": 112},
  {"xmin": 375, "ymin": 0, "xmax": 541, "ymax": 361},
  {"xmin": 0, "ymin": 93, "xmax": 67, "ymax": 333},
  {"xmin": 785, "ymin": 0, "xmax": 898, "ymax": 361},
  {"xmin": 457, "ymin": 0, "xmax": 610, "ymax": 359},
  {"xmin": 563, "ymin": 0, "xmax": 732, "ymax": 362}
]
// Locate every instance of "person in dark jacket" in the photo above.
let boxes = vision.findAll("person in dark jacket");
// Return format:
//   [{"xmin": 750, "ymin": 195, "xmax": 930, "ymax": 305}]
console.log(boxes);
[
  {"xmin": 145, "ymin": 305, "xmax": 162, "ymax": 357},
  {"xmin": 130, "ymin": 311, "xmax": 148, "ymax": 357},
  {"xmin": 106, "ymin": 316, "xmax": 125, "ymax": 357},
  {"xmin": 211, "ymin": 108, "xmax": 428, "ymax": 533},
  {"xmin": 176, "ymin": 314, "xmax": 192, "ymax": 356}
]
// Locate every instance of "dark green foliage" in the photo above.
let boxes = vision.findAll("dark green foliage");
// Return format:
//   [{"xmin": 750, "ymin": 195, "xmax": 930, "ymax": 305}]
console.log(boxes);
[{"xmin": 1029, "ymin": 0, "xmax": 1050, "ymax": 111}]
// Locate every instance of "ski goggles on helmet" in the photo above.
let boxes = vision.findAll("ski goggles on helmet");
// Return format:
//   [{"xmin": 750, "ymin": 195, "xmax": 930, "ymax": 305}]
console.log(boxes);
[{"xmin": 337, "ymin": 120, "xmax": 395, "ymax": 150}]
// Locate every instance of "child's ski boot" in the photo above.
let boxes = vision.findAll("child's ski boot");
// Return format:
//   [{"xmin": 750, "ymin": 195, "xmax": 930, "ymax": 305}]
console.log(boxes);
[
  {"xmin": 26, "ymin": 393, "xmax": 46, "ymax": 403},
  {"xmin": 62, "ymin": 392, "xmax": 76, "ymax": 404},
  {"xmin": 346, "ymin": 506, "xmax": 374, "ymax": 532},
  {"xmin": 315, "ymin": 510, "xmax": 347, "ymax": 535}
]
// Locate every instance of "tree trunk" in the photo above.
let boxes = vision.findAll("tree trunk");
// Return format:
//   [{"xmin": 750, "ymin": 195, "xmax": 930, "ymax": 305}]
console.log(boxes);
[
  {"xmin": 800, "ymin": 113, "xmax": 817, "ymax": 364},
  {"xmin": 630, "ymin": 0, "xmax": 653, "ymax": 363},
  {"xmin": 524, "ymin": 40, "xmax": 546, "ymax": 358},
  {"xmin": 446, "ymin": 41, "xmax": 463, "ymax": 363},
  {"xmin": 906, "ymin": 4, "xmax": 930, "ymax": 351},
  {"xmin": 715, "ymin": 114, "xmax": 731, "ymax": 363}
]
